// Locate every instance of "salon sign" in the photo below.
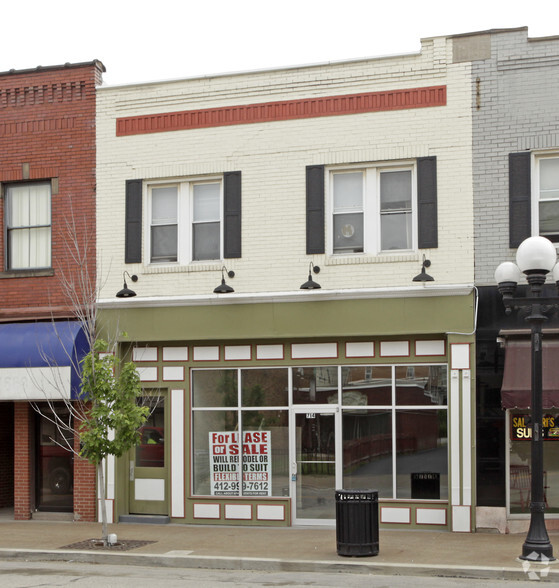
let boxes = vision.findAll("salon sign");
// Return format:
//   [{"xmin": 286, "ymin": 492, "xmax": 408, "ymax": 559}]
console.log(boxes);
[
  {"xmin": 511, "ymin": 414, "xmax": 559, "ymax": 441},
  {"xmin": 209, "ymin": 431, "xmax": 271, "ymax": 496}
]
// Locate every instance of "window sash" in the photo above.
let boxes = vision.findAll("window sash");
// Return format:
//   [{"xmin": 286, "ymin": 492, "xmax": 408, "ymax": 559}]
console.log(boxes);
[
  {"xmin": 6, "ymin": 183, "xmax": 51, "ymax": 269},
  {"xmin": 330, "ymin": 165, "xmax": 415, "ymax": 255},
  {"xmin": 148, "ymin": 179, "xmax": 222, "ymax": 264},
  {"xmin": 535, "ymin": 157, "xmax": 559, "ymax": 240}
]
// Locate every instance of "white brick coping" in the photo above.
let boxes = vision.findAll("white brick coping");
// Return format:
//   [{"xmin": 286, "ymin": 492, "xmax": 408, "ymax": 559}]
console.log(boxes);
[{"xmin": 98, "ymin": 284, "xmax": 474, "ymax": 309}]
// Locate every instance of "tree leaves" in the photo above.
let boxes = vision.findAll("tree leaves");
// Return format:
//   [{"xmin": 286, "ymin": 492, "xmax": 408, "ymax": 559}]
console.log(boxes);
[{"xmin": 78, "ymin": 339, "xmax": 148, "ymax": 465}]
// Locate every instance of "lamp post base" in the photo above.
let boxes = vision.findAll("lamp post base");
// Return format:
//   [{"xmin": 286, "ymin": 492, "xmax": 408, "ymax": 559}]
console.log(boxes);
[{"xmin": 519, "ymin": 511, "xmax": 555, "ymax": 562}]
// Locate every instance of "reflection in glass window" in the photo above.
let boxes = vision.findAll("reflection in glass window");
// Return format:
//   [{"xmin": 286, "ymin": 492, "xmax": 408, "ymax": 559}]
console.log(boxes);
[
  {"xmin": 192, "ymin": 370, "xmax": 238, "ymax": 407},
  {"xmin": 342, "ymin": 366, "xmax": 392, "ymax": 406},
  {"xmin": 395, "ymin": 365, "xmax": 448, "ymax": 406},
  {"xmin": 136, "ymin": 396, "xmax": 165, "ymax": 468},
  {"xmin": 395, "ymin": 409, "xmax": 448, "ymax": 499},
  {"xmin": 342, "ymin": 410, "xmax": 392, "ymax": 498},
  {"xmin": 292, "ymin": 367, "xmax": 338, "ymax": 404},
  {"xmin": 241, "ymin": 369, "xmax": 288, "ymax": 407}
]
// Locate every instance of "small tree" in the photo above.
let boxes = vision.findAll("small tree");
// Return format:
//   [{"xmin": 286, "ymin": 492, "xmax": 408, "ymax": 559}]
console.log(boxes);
[{"xmin": 78, "ymin": 339, "xmax": 149, "ymax": 542}]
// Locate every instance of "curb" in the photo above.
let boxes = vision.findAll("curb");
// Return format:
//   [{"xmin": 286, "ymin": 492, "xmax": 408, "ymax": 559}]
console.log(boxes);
[{"xmin": 1, "ymin": 548, "xmax": 557, "ymax": 581}]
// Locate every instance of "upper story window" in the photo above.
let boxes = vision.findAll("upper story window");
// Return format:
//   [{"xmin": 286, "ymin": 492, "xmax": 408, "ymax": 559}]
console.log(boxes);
[
  {"xmin": 5, "ymin": 182, "xmax": 51, "ymax": 270},
  {"xmin": 535, "ymin": 155, "xmax": 559, "ymax": 242},
  {"xmin": 330, "ymin": 164, "xmax": 415, "ymax": 255},
  {"xmin": 148, "ymin": 179, "xmax": 222, "ymax": 264}
]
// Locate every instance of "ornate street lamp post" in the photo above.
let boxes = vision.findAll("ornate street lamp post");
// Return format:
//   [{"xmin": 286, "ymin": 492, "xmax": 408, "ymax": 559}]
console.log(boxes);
[{"xmin": 495, "ymin": 236, "xmax": 558, "ymax": 562}]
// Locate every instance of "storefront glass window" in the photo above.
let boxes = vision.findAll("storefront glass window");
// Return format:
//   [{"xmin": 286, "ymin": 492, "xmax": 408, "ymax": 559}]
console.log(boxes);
[
  {"xmin": 242, "ymin": 410, "xmax": 289, "ymax": 496},
  {"xmin": 395, "ymin": 409, "xmax": 448, "ymax": 499},
  {"xmin": 509, "ymin": 411, "xmax": 559, "ymax": 514},
  {"xmin": 192, "ymin": 410, "xmax": 238, "ymax": 495},
  {"xmin": 342, "ymin": 409, "xmax": 393, "ymax": 497},
  {"xmin": 192, "ymin": 364, "xmax": 447, "ymax": 501},
  {"xmin": 192, "ymin": 368, "xmax": 289, "ymax": 497},
  {"xmin": 342, "ymin": 365, "xmax": 448, "ymax": 500}
]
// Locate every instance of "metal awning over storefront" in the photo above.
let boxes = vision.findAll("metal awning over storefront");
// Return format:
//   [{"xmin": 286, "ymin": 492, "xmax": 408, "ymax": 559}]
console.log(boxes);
[
  {"xmin": 501, "ymin": 338, "xmax": 559, "ymax": 409},
  {"xmin": 0, "ymin": 321, "xmax": 89, "ymax": 401}
]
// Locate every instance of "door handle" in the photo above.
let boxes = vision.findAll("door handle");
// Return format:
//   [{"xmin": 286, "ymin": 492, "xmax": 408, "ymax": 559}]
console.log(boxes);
[{"xmin": 129, "ymin": 461, "xmax": 135, "ymax": 481}]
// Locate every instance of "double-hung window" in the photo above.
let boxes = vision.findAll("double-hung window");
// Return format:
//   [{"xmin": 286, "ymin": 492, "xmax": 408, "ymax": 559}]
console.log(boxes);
[
  {"xmin": 535, "ymin": 155, "xmax": 559, "ymax": 242},
  {"xmin": 5, "ymin": 182, "xmax": 51, "ymax": 270},
  {"xmin": 331, "ymin": 164, "xmax": 415, "ymax": 255},
  {"xmin": 149, "ymin": 179, "xmax": 222, "ymax": 264}
]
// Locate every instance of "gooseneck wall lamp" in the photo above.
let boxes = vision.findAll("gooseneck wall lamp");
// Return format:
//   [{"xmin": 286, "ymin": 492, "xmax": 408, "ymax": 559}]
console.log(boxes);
[
  {"xmin": 214, "ymin": 267, "xmax": 235, "ymax": 294},
  {"xmin": 116, "ymin": 271, "xmax": 138, "ymax": 298},
  {"xmin": 495, "ymin": 236, "xmax": 559, "ymax": 562},
  {"xmin": 300, "ymin": 262, "xmax": 321, "ymax": 290},
  {"xmin": 412, "ymin": 255, "xmax": 434, "ymax": 282}
]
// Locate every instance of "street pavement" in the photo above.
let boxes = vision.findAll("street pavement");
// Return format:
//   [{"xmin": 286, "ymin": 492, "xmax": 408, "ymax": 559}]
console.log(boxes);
[{"xmin": 1, "ymin": 513, "xmax": 558, "ymax": 582}]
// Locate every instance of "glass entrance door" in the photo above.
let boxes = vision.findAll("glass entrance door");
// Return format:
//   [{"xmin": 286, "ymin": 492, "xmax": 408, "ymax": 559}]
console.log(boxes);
[{"xmin": 291, "ymin": 408, "xmax": 340, "ymax": 524}]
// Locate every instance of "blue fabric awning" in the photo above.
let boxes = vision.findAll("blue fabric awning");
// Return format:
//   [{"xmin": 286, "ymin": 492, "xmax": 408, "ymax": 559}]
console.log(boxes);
[{"xmin": 0, "ymin": 321, "xmax": 89, "ymax": 400}]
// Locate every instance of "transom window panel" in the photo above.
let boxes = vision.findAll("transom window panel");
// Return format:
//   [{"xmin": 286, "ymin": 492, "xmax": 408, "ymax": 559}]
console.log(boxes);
[
  {"xmin": 538, "ymin": 156, "xmax": 559, "ymax": 241},
  {"xmin": 6, "ymin": 182, "xmax": 51, "ymax": 270},
  {"xmin": 148, "ymin": 178, "xmax": 222, "ymax": 264},
  {"xmin": 330, "ymin": 164, "xmax": 415, "ymax": 255}
]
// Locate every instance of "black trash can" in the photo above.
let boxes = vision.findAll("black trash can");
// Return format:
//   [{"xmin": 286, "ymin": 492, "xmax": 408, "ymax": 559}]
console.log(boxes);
[{"xmin": 335, "ymin": 489, "xmax": 379, "ymax": 557}]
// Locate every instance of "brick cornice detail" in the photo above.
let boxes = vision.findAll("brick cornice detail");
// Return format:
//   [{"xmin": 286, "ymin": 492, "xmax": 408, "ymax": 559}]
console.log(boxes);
[{"xmin": 116, "ymin": 85, "xmax": 447, "ymax": 137}]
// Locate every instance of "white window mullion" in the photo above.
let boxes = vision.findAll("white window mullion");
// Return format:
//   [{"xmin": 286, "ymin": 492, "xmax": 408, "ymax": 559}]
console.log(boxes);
[{"xmin": 364, "ymin": 168, "xmax": 377, "ymax": 255}]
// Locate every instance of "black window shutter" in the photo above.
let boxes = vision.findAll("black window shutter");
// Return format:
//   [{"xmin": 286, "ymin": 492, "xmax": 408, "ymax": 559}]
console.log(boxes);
[
  {"xmin": 224, "ymin": 171, "xmax": 242, "ymax": 258},
  {"xmin": 306, "ymin": 165, "xmax": 325, "ymax": 254},
  {"xmin": 417, "ymin": 157, "xmax": 438, "ymax": 249},
  {"xmin": 125, "ymin": 179, "xmax": 143, "ymax": 264},
  {"xmin": 509, "ymin": 152, "xmax": 531, "ymax": 248}
]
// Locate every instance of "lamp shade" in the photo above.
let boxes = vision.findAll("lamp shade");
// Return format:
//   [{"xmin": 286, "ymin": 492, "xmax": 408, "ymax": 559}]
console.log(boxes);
[
  {"xmin": 516, "ymin": 236, "xmax": 557, "ymax": 274},
  {"xmin": 494, "ymin": 261, "xmax": 522, "ymax": 285}
]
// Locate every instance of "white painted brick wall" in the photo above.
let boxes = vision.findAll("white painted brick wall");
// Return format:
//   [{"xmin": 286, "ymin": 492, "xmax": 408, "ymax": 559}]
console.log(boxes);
[{"xmin": 97, "ymin": 35, "xmax": 474, "ymax": 300}]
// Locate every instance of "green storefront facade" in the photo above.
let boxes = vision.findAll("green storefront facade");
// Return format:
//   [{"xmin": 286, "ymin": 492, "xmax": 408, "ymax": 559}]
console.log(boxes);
[{"xmin": 99, "ymin": 287, "xmax": 476, "ymax": 532}]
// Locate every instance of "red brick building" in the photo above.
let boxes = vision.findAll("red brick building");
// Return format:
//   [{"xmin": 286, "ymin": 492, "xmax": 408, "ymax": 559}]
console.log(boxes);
[{"xmin": 0, "ymin": 61, "xmax": 104, "ymax": 521}]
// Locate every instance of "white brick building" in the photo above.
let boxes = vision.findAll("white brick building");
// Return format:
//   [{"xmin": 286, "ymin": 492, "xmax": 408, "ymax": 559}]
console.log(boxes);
[{"xmin": 96, "ymin": 34, "xmax": 477, "ymax": 531}]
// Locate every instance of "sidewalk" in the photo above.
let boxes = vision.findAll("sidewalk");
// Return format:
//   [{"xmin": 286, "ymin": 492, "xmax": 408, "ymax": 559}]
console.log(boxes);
[{"xmin": 1, "ymin": 515, "xmax": 558, "ymax": 582}]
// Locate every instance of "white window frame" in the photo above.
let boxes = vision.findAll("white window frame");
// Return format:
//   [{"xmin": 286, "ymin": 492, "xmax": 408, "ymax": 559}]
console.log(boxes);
[
  {"xmin": 532, "ymin": 152, "xmax": 559, "ymax": 242},
  {"xmin": 145, "ymin": 176, "xmax": 223, "ymax": 265},
  {"xmin": 327, "ymin": 161, "xmax": 417, "ymax": 256}
]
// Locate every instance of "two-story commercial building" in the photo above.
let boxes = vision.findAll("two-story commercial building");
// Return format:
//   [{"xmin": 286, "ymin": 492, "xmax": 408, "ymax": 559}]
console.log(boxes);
[
  {"xmin": 0, "ymin": 61, "xmax": 104, "ymax": 521},
  {"xmin": 471, "ymin": 28, "xmax": 559, "ymax": 533},
  {"xmin": 96, "ymin": 34, "xmax": 478, "ymax": 531}
]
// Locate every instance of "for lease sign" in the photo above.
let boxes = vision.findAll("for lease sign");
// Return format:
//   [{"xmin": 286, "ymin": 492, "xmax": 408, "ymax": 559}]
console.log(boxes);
[{"xmin": 209, "ymin": 431, "xmax": 271, "ymax": 496}]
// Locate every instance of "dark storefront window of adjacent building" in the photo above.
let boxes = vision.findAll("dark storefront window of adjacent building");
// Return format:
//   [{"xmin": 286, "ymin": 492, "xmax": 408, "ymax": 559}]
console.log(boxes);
[
  {"xmin": 36, "ymin": 404, "xmax": 73, "ymax": 512},
  {"xmin": 509, "ymin": 411, "xmax": 559, "ymax": 514}
]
